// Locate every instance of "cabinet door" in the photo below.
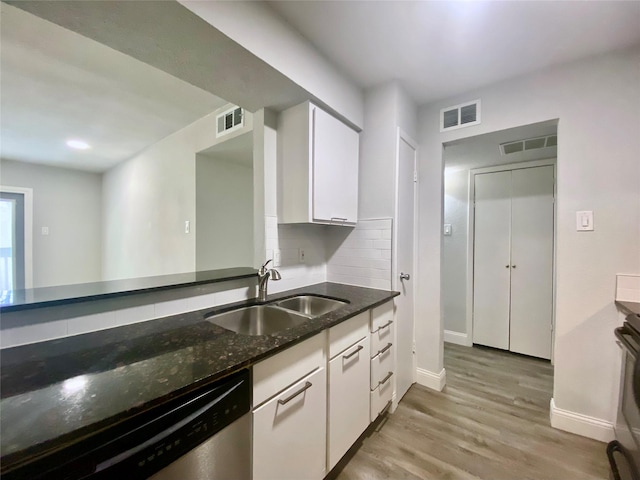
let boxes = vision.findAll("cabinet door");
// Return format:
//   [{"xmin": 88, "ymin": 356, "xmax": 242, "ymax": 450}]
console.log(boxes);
[
  {"xmin": 253, "ymin": 368, "xmax": 327, "ymax": 480},
  {"xmin": 510, "ymin": 166, "xmax": 554, "ymax": 359},
  {"xmin": 328, "ymin": 338, "xmax": 370, "ymax": 470},
  {"xmin": 473, "ymin": 171, "xmax": 512, "ymax": 350},
  {"xmin": 312, "ymin": 106, "xmax": 359, "ymax": 224}
]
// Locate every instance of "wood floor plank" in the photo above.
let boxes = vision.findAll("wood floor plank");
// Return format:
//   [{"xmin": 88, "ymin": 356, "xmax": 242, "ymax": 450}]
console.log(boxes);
[{"xmin": 334, "ymin": 344, "xmax": 609, "ymax": 480}]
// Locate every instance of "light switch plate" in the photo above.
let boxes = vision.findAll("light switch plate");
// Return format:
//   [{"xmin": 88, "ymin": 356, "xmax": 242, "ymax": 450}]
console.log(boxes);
[
  {"xmin": 576, "ymin": 211, "xmax": 594, "ymax": 231},
  {"xmin": 443, "ymin": 224, "xmax": 452, "ymax": 236}
]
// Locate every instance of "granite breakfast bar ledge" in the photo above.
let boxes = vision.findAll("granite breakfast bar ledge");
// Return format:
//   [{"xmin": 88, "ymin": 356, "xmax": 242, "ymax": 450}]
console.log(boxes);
[{"xmin": 0, "ymin": 282, "xmax": 399, "ymax": 475}]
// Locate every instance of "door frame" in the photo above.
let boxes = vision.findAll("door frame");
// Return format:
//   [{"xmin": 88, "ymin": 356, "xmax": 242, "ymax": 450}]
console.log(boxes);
[
  {"xmin": 0, "ymin": 185, "xmax": 34, "ymax": 289},
  {"xmin": 393, "ymin": 127, "xmax": 419, "ymax": 385},
  {"xmin": 466, "ymin": 158, "xmax": 557, "ymax": 360}
]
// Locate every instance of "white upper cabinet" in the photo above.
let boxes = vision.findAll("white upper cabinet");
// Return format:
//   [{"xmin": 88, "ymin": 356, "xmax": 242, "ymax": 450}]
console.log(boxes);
[{"xmin": 278, "ymin": 101, "xmax": 359, "ymax": 225}]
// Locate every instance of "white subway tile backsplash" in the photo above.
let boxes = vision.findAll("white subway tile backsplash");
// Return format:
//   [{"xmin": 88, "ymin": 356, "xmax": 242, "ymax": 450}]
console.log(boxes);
[
  {"xmin": 1, "ymin": 320, "xmax": 68, "ymax": 348},
  {"xmin": 326, "ymin": 218, "xmax": 392, "ymax": 291},
  {"xmin": 617, "ymin": 274, "xmax": 640, "ymax": 302},
  {"xmin": 216, "ymin": 286, "xmax": 254, "ymax": 306},
  {"xmin": 114, "ymin": 304, "xmax": 156, "ymax": 325},
  {"xmin": 154, "ymin": 299, "xmax": 192, "ymax": 319},
  {"xmin": 187, "ymin": 292, "xmax": 219, "ymax": 311},
  {"xmin": 67, "ymin": 312, "xmax": 118, "ymax": 335}
]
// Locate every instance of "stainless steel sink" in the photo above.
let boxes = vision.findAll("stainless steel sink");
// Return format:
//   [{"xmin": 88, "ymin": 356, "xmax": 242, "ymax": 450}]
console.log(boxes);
[
  {"xmin": 275, "ymin": 295, "xmax": 347, "ymax": 317},
  {"xmin": 206, "ymin": 305, "xmax": 309, "ymax": 336}
]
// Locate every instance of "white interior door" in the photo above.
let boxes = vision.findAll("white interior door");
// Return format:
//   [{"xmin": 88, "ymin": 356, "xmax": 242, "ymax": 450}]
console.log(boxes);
[
  {"xmin": 509, "ymin": 166, "xmax": 554, "ymax": 359},
  {"xmin": 473, "ymin": 171, "xmax": 511, "ymax": 350},
  {"xmin": 395, "ymin": 133, "xmax": 417, "ymax": 401}
]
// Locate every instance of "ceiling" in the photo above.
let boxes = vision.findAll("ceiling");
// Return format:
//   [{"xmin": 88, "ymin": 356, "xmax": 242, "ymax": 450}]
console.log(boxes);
[
  {"xmin": 267, "ymin": 0, "xmax": 640, "ymax": 104},
  {"xmin": 0, "ymin": 3, "xmax": 227, "ymax": 173},
  {"xmin": 444, "ymin": 120, "xmax": 558, "ymax": 172}
]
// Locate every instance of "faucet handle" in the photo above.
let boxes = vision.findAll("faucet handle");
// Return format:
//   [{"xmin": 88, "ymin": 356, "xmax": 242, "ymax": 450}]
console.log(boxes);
[{"xmin": 259, "ymin": 259, "xmax": 273, "ymax": 275}]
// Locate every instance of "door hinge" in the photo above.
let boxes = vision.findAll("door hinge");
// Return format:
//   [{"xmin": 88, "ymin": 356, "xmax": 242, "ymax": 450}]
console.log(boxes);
[
  {"xmin": 413, "ymin": 171, "xmax": 418, "ymax": 183},
  {"xmin": 412, "ymin": 341, "xmax": 416, "ymax": 354}
]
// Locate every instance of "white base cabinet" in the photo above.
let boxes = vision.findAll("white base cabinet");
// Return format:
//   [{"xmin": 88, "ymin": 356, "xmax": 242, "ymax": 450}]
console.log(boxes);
[
  {"xmin": 253, "ymin": 367, "xmax": 327, "ymax": 480},
  {"xmin": 251, "ymin": 301, "xmax": 396, "ymax": 478},
  {"xmin": 327, "ymin": 313, "xmax": 370, "ymax": 470}
]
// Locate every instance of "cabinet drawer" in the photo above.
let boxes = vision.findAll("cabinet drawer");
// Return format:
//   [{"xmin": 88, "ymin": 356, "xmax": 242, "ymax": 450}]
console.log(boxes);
[
  {"xmin": 253, "ymin": 368, "xmax": 327, "ymax": 480},
  {"xmin": 370, "ymin": 301, "xmax": 394, "ymax": 333},
  {"xmin": 370, "ymin": 372, "xmax": 393, "ymax": 422},
  {"xmin": 328, "ymin": 337, "xmax": 370, "ymax": 470},
  {"xmin": 371, "ymin": 320, "xmax": 393, "ymax": 357},
  {"xmin": 253, "ymin": 333, "xmax": 325, "ymax": 407},
  {"xmin": 329, "ymin": 312, "xmax": 368, "ymax": 359},
  {"xmin": 370, "ymin": 344, "xmax": 394, "ymax": 390}
]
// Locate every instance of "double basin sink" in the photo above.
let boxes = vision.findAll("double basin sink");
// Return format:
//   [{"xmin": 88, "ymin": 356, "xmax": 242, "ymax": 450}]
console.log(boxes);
[{"xmin": 206, "ymin": 295, "xmax": 348, "ymax": 336}]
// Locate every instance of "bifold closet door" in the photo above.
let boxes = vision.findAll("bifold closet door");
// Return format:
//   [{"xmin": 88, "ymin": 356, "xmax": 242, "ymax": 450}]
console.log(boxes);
[
  {"xmin": 472, "ymin": 171, "xmax": 512, "ymax": 350},
  {"xmin": 509, "ymin": 166, "xmax": 554, "ymax": 359}
]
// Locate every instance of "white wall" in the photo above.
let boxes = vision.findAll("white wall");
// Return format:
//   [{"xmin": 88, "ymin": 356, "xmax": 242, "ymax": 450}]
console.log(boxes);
[
  {"xmin": 442, "ymin": 169, "xmax": 468, "ymax": 334},
  {"xmin": 417, "ymin": 47, "xmax": 640, "ymax": 433},
  {"xmin": 178, "ymin": 0, "xmax": 364, "ymax": 130},
  {"xmin": 359, "ymin": 83, "xmax": 418, "ymax": 220},
  {"xmin": 195, "ymin": 154, "xmax": 253, "ymax": 270},
  {"xmin": 0, "ymin": 159, "xmax": 102, "ymax": 287},
  {"xmin": 102, "ymin": 108, "xmax": 253, "ymax": 280}
]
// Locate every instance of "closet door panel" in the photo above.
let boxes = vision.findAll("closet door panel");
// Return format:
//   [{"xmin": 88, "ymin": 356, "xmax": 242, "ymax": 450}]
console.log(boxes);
[
  {"xmin": 510, "ymin": 166, "xmax": 554, "ymax": 359},
  {"xmin": 472, "ymin": 171, "xmax": 512, "ymax": 350}
]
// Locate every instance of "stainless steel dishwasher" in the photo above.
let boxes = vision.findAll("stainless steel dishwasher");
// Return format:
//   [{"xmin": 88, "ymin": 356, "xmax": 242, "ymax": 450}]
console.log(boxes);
[{"xmin": 5, "ymin": 369, "xmax": 251, "ymax": 480}]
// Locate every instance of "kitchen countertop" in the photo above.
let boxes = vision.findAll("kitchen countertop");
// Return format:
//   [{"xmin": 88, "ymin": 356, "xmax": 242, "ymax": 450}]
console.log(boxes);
[
  {"xmin": 0, "ymin": 282, "xmax": 398, "ymax": 474},
  {"xmin": 0, "ymin": 267, "xmax": 257, "ymax": 313}
]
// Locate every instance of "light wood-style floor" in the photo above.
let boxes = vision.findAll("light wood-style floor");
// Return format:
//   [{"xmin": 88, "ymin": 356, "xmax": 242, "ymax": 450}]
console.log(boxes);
[{"xmin": 335, "ymin": 343, "xmax": 609, "ymax": 480}]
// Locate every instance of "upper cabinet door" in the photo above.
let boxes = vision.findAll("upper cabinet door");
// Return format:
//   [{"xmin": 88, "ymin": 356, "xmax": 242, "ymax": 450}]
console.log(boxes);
[
  {"xmin": 278, "ymin": 101, "xmax": 359, "ymax": 225},
  {"xmin": 311, "ymin": 106, "xmax": 359, "ymax": 224}
]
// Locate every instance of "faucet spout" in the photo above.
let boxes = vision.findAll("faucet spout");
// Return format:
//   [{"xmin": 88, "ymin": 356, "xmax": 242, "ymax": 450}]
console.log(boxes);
[{"xmin": 258, "ymin": 260, "xmax": 281, "ymax": 302}]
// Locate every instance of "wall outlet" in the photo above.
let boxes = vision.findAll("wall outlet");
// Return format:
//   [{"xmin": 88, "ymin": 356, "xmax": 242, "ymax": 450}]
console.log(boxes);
[
  {"xmin": 184, "ymin": 220, "xmax": 190, "ymax": 234},
  {"xmin": 273, "ymin": 249, "xmax": 282, "ymax": 267},
  {"xmin": 298, "ymin": 249, "xmax": 306, "ymax": 263}
]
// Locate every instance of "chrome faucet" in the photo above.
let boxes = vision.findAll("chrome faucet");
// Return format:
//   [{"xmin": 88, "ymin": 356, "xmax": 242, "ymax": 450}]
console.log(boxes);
[{"xmin": 258, "ymin": 259, "xmax": 281, "ymax": 302}]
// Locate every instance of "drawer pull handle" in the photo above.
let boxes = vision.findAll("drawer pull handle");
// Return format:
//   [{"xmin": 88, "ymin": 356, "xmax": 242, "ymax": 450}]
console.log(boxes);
[
  {"xmin": 378, "ymin": 343, "xmax": 392, "ymax": 355},
  {"xmin": 379, "ymin": 371, "xmax": 393, "ymax": 386},
  {"xmin": 278, "ymin": 381, "xmax": 312, "ymax": 405},
  {"xmin": 330, "ymin": 217, "xmax": 348, "ymax": 225},
  {"xmin": 343, "ymin": 345, "xmax": 364, "ymax": 359},
  {"xmin": 375, "ymin": 320, "xmax": 393, "ymax": 333}
]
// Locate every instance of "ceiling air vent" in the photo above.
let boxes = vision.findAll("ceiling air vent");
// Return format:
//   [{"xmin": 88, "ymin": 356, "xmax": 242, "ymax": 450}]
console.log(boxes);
[
  {"xmin": 500, "ymin": 134, "xmax": 557, "ymax": 155},
  {"xmin": 440, "ymin": 99, "xmax": 481, "ymax": 132},
  {"xmin": 216, "ymin": 106, "xmax": 244, "ymax": 137}
]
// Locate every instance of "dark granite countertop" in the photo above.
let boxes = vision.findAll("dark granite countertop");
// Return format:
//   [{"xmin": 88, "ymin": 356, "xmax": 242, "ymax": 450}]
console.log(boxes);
[
  {"xmin": 0, "ymin": 282, "xmax": 398, "ymax": 473},
  {"xmin": 0, "ymin": 267, "xmax": 257, "ymax": 313}
]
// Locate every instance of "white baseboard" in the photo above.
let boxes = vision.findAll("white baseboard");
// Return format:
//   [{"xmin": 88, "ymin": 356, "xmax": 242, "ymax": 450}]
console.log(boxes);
[
  {"xmin": 550, "ymin": 398, "xmax": 615, "ymax": 442},
  {"xmin": 416, "ymin": 367, "xmax": 446, "ymax": 392},
  {"xmin": 444, "ymin": 330, "xmax": 471, "ymax": 346}
]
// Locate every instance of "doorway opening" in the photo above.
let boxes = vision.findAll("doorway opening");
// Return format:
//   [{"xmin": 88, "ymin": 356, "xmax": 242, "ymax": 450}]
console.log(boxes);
[
  {"xmin": 0, "ymin": 186, "xmax": 33, "ymax": 292},
  {"xmin": 441, "ymin": 119, "xmax": 558, "ymax": 362}
]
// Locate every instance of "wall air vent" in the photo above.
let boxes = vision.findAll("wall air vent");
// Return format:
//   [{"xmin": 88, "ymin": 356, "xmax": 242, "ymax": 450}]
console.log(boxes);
[
  {"xmin": 440, "ymin": 99, "xmax": 481, "ymax": 132},
  {"xmin": 500, "ymin": 134, "xmax": 557, "ymax": 155},
  {"xmin": 216, "ymin": 106, "xmax": 244, "ymax": 137}
]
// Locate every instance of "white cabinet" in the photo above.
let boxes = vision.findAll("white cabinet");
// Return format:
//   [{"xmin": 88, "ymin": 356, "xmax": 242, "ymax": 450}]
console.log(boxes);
[
  {"xmin": 253, "ymin": 368, "xmax": 327, "ymax": 480},
  {"xmin": 327, "ymin": 313, "xmax": 370, "ymax": 470},
  {"xmin": 252, "ymin": 334, "xmax": 327, "ymax": 480},
  {"xmin": 472, "ymin": 165, "xmax": 554, "ymax": 359},
  {"xmin": 278, "ymin": 101, "xmax": 359, "ymax": 225},
  {"xmin": 369, "ymin": 301, "xmax": 395, "ymax": 422}
]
